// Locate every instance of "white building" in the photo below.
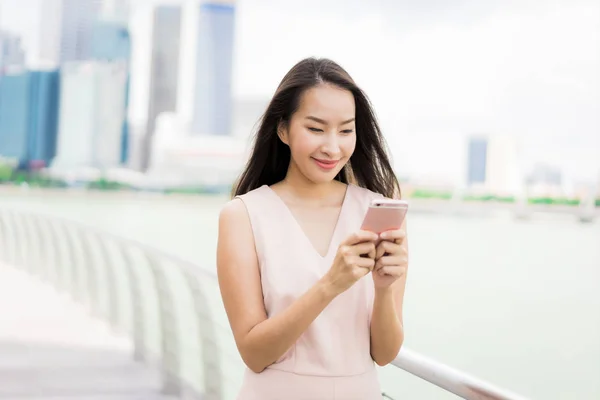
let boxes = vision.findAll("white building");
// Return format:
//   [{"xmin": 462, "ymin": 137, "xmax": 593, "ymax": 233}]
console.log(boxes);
[
  {"xmin": 146, "ymin": 112, "xmax": 249, "ymax": 188},
  {"xmin": 36, "ymin": 0, "xmax": 62, "ymax": 66},
  {"xmin": 0, "ymin": 31, "xmax": 25, "ymax": 70},
  {"xmin": 52, "ymin": 61, "xmax": 128, "ymax": 171},
  {"xmin": 58, "ymin": 0, "xmax": 102, "ymax": 63},
  {"xmin": 141, "ymin": 4, "xmax": 183, "ymax": 170},
  {"xmin": 101, "ymin": 0, "xmax": 130, "ymax": 23},
  {"xmin": 25, "ymin": 0, "xmax": 112, "ymax": 66},
  {"xmin": 485, "ymin": 135, "xmax": 522, "ymax": 196},
  {"xmin": 465, "ymin": 134, "xmax": 523, "ymax": 196}
]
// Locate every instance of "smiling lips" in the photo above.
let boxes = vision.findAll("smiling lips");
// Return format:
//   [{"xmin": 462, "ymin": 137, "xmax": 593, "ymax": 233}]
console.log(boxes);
[{"xmin": 312, "ymin": 158, "xmax": 340, "ymax": 170}]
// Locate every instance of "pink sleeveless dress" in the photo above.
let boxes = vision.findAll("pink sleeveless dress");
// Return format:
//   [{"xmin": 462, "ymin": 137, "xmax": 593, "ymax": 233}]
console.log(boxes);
[{"xmin": 235, "ymin": 183, "xmax": 383, "ymax": 400}]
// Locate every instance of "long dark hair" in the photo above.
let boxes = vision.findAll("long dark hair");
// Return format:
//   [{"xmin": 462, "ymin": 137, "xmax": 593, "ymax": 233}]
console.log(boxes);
[{"xmin": 232, "ymin": 57, "xmax": 400, "ymax": 199}]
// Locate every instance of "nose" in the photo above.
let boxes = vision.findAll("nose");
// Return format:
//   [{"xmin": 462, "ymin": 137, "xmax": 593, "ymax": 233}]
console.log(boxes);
[{"xmin": 320, "ymin": 131, "xmax": 341, "ymax": 158}]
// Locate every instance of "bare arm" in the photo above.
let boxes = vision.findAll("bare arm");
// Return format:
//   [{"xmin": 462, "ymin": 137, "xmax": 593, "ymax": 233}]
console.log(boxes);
[
  {"xmin": 370, "ymin": 218, "xmax": 408, "ymax": 366},
  {"xmin": 217, "ymin": 199, "xmax": 341, "ymax": 373}
]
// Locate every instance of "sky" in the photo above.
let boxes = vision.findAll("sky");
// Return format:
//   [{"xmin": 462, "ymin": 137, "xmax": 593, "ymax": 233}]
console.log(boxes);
[{"xmin": 1, "ymin": 0, "xmax": 599, "ymax": 186}]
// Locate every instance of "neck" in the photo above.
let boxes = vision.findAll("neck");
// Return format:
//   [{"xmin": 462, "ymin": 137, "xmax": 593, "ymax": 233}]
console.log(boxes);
[{"xmin": 280, "ymin": 163, "xmax": 342, "ymax": 203}]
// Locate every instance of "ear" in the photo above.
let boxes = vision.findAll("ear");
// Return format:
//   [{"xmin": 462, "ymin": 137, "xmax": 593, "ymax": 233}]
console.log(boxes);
[{"xmin": 277, "ymin": 120, "xmax": 290, "ymax": 146}]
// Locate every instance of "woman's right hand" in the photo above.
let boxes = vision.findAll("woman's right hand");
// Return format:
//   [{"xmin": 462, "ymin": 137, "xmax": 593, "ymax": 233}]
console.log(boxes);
[{"xmin": 323, "ymin": 230, "xmax": 379, "ymax": 296}]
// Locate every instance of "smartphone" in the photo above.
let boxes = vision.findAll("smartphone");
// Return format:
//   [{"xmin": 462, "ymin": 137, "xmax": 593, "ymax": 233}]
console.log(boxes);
[{"xmin": 361, "ymin": 198, "xmax": 408, "ymax": 234}]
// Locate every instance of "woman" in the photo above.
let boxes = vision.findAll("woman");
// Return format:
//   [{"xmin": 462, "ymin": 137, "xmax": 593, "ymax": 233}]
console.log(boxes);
[{"xmin": 217, "ymin": 57, "xmax": 408, "ymax": 400}]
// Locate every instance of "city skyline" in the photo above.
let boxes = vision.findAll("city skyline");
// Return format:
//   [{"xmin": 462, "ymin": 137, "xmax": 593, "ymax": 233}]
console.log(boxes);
[
  {"xmin": 142, "ymin": 4, "xmax": 182, "ymax": 170},
  {"xmin": 0, "ymin": 0, "xmax": 133, "ymax": 174},
  {"xmin": 58, "ymin": 0, "xmax": 103, "ymax": 63},
  {"xmin": 0, "ymin": 0, "xmax": 239, "ymax": 179},
  {"xmin": 0, "ymin": 0, "xmax": 598, "ymax": 186}
]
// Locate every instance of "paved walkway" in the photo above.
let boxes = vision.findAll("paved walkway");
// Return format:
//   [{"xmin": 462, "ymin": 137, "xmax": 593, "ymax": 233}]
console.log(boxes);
[{"xmin": 0, "ymin": 264, "xmax": 174, "ymax": 400}]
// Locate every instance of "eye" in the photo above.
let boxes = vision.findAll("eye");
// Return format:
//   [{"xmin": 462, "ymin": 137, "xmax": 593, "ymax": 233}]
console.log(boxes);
[
  {"xmin": 308, "ymin": 127, "xmax": 323, "ymax": 132},
  {"xmin": 340, "ymin": 129, "xmax": 354, "ymax": 134}
]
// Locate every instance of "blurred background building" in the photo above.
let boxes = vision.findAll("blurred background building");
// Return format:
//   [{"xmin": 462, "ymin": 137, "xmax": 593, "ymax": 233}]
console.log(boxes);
[
  {"xmin": 101, "ymin": 0, "xmax": 130, "ymax": 23},
  {"xmin": 52, "ymin": 61, "xmax": 128, "ymax": 171},
  {"xmin": 192, "ymin": 1, "xmax": 235, "ymax": 137},
  {"xmin": 466, "ymin": 134, "xmax": 522, "ymax": 196},
  {"xmin": 0, "ymin": 30, "xmax": 25, "ymax": 73},
  {"xmin": 0, "ymin": 68, "xmax": 60, "ymax": 169},
  {"xmin": 140, "ymin": 4, "xmax": 182, "ymax": 171},
  {"xmin": 467, "ymin": 136, "xmax": 488, "ymax": 188},
  {"xmin": 58, "ymin": 0, "xmax": 103, "ymax": 63}
]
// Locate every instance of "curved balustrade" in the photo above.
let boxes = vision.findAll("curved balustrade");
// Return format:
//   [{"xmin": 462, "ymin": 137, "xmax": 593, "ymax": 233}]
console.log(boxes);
[{"xmin": 0, "ymin": 208, "xmax": 531, "ymax": 400}]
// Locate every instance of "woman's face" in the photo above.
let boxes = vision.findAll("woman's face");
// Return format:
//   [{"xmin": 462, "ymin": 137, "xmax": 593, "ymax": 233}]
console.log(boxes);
[{"xmin": 279, "ymin": 84, "xmax": 356, "ymax": 185}]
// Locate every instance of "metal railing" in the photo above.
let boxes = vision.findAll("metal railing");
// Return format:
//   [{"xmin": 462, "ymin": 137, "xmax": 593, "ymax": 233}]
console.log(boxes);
[{"xmin": 0, "ymin": 208, "xmax": 531, "ymax": 400}]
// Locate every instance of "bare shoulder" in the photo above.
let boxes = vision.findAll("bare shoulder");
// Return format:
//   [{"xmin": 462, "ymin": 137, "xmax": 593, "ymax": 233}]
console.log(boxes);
[
  {"xmin": 219, "ymin": 197, "xmax": 249, "ymax": 227},
  {"xmin": 217, "ymin": 197, "xmax": 256, "ymax": 270}
]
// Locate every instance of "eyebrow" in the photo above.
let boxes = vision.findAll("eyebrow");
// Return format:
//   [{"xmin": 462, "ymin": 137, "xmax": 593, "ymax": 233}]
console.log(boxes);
[{"xmin": 306, "ymin": 116, "xmax": 355, "ymax": 125}]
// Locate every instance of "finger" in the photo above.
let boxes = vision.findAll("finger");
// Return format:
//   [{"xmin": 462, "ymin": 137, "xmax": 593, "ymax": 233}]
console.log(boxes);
[
  {"xmin": 351, "ymin": 241, "xmax": 376, "ymax": 257},
  {"xmin": 355, "ymin": 256, "xmax": 375, "ymax": 271},
  {"xmin": 380, "ymin": 229, "xmax": 406, "ymax": 243},
  {"xmin": 352, "ymin": 265, "xmax": 371, "ymax": 280},
  {"xmin": 343, "ymin": 230, "xmax": 379, "ymax": 246},
  {"xmin": 376, "ymin": 240, "xmax": 401, "ymax": 259},
  {"xmin": 375, "ymin": 255, "xmax": 407, "ymax": 269},
  {"xmin": 377, "ymin": 266, "xmax": 407, "ymax": 277},
  {"xmin": 368, "ymin": 245, "xmax": 376, "ymax": 260}
]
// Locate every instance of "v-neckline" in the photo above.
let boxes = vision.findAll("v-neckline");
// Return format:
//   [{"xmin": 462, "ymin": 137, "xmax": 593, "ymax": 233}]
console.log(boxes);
[{"xmin": 264, "ymin": 184, "xmax": 351, "ymax": 259}]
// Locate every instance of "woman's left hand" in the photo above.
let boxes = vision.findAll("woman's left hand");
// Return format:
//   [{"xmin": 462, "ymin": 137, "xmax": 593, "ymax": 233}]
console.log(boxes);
[{"xmin": 372, "ymin": 229, "xmax": 408, "ymax": 289}]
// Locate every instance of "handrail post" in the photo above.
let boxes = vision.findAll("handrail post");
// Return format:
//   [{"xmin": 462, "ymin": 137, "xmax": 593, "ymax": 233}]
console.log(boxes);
[
  {"xmin": 16, "ymin": 212, "xmax": 33, "ymax": 270},
  {"xmin": 94, "ymin": 234, "xmax": 125, "ymax": 330},
  {"xmin": 29, "ymin": 216, "xmax": 50, "ymax": 281},
  {"xmin": 146, "ymin": 254, "xmax": 182, "ymax": 396},
  {"xmin": 77, "ymin": 228, "xmax": 103, "ymax": 316},
  {"xmin": 119, "ymin": 244, "xmax": 148, "ymax": 362},
  {"xmin": 26, "ymin": 214, "xmax": 45, "ymax": 277},
  {"xmin": 46, "ymin": 218, "xmax": 68, "ymax": 292},
  {"xmin": 0, "ymin": 210, "xmax": 11, "ymax": 264},
  {"xmin": 184, "ymin": 269, "xmax": 223, "ymax": 400},
  {"xmin": 11, "ymin": 211, "xmax": 26, "ymax": 268},
  {"xmin": 20, "ymin": 214, "xmax": 38, "ymax": 275},
  {"xmin": 57, "ymin": 222, "xmax": 82, "ymax": 300}
]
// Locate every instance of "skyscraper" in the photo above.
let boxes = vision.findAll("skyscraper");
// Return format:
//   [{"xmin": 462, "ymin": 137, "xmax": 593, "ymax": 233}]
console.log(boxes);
[
  {"xmin": 101, "ymin": 0, "xmax": 130, "ymax": 23},
  {"xmin": 53, "ymin": 61, "xmax": 128, "ymax": 169},
  {"xmin": 192, "ymin": 1, "xmax": 235, "ymax": 136},
  {"xmin": 467, "ymin": 136, "xmax": 488, "ymax": 185},
  {"xmin": 0, "ymin": 31, "xmax": 25, "ymax": 73},
  {"xmin": 91, "ymin": 19, "xmax": 131, "ymax": 164},
  {"xmin": 0, "ymin": 71, "xmax": 29, "ymax": 167},
  {"xmin": 466, "ymin": 134, "xmax": 521, "ymax": 195},
  {"xmin": 38, "ymin": 0, "xmax": 62, "ymax": 65},
  {"xmin": 58, "ymin": 0, "xmax": 102, "ymax": 63},
  {"xmin": 0, "ymin": 69, "xmax": 60, "ymax": 168},
  {"xmin": 91, "ymin": 20, "xmax": 131, "ymax": 61},
  {"xmin": 28, "ymin": 70, "xmax": 61, "ymax": 168},
  {"xmin": 141, "ymin": 5, "xmax": 182, "ymax": 170},
  {"xmin": 485, "ymin": 135, "xmax": 520, "ymax": 195}
]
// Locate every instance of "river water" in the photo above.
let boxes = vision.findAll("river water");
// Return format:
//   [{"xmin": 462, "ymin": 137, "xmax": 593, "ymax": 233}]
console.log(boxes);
[{"xmin": 1, "ymin": 188, "xmax": 599, "ymax": 399}]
